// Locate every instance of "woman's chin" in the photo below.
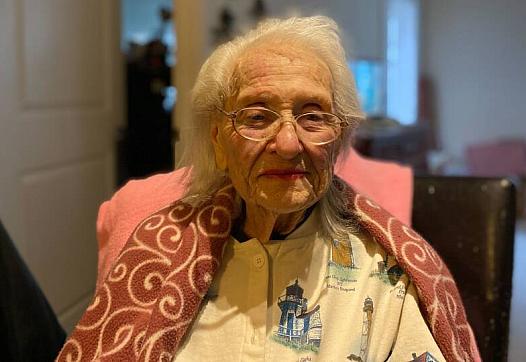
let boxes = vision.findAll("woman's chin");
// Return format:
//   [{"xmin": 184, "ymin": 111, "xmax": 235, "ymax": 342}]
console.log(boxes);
[{"xmin": 255, "ymin": 190, "xmax": 318, "ymax": 214}]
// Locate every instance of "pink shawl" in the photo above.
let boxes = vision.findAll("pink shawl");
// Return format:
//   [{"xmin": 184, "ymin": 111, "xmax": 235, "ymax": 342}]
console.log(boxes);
[{"xmin": 57, "ymin": 180, "xmax": 480, "ymax": 361}]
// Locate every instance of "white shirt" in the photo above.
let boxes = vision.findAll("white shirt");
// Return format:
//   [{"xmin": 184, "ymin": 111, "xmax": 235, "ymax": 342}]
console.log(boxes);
[{"xmin": 174, "ymin": 207, "xmax": 444, "ymax": 361}]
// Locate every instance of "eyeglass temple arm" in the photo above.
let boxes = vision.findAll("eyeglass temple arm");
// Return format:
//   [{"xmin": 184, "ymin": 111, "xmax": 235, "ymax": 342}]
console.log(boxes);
[{"xmin": 215, "ymin": 106, "xmax": 236, "ymax": 119}]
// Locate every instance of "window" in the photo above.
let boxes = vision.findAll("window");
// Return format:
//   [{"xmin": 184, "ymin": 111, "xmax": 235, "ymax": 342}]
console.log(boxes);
[
  {"xmin": 386, "ymin": 0, "xmax": 420, "ymax": 125},
  {"xmin": 350, "ymin": 0, "xmax": 420, "ymax": 125}
]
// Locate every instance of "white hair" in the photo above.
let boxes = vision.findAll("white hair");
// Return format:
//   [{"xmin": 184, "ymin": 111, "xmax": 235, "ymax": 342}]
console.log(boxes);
[{"xmin": 179, "ymin": 16, "xmax": 365, "ymax": 240}]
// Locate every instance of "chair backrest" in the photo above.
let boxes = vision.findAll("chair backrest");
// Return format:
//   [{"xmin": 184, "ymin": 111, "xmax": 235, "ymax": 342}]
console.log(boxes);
[{"xmin": 412, "ymin": 176, "xmax": 515, "ymax": 362}]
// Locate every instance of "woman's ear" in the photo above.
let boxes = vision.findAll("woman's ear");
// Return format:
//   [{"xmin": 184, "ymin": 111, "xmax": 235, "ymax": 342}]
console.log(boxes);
[{"xmin": 211, "ymin": 123, "xmax": 228, "ymax": 171}]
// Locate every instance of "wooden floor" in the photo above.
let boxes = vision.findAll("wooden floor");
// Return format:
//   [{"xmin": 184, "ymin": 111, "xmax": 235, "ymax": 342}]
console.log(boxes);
[{"xmin": 508, "ymin": 219, "xmax": 526, "ymax": 361}]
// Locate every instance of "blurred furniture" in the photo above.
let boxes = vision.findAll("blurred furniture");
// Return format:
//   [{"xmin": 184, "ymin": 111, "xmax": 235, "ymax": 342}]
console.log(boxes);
[
  {"xmin": 466, "ymin": 139, "xmax": 526, "ymax": 177},
  {"xmin": 0, "ymin": 220, "xmax": 66, "ymax": 361},
  {"xmin": 466, "ymin": 139, "xmax": 526, "ymax": 217},
  {"xmin": 354, "ymin": 120, "xmax": 429, "ymax": 174},
  {"xmin": 412, "ymin": 176, "xmax": 516, "ymax": 362}
]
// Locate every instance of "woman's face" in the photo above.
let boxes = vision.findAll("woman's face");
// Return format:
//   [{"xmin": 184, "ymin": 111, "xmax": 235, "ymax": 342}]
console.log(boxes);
[{"xmin": 211, "ymin": 44, "xmax": 338, "ymax": 215}]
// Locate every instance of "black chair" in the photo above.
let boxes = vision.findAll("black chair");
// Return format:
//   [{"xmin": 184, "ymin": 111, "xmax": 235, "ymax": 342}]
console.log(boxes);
[
  {"xmin": 0, "ymin": 220, "xmax": 66, "ymax": 361},
  {"xmin": 412, "ymin": 176, "xmax": 515, "ymax": 362}
]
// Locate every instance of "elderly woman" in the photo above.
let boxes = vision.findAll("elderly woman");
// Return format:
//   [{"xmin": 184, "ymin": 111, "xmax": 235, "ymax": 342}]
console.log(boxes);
[{"xmin": 58, "ymin": 17, "xmax": 479, "ymax": 362}]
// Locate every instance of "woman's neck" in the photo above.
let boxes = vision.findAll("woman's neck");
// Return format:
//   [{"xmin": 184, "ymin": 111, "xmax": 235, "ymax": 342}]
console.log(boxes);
[{"xmin": 241, "ymin": 201, "xmax": 310, "ymax": 243}]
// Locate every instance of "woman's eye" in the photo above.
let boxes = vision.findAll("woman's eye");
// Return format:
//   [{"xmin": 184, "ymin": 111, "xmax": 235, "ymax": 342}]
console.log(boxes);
[
  {"xmin": 239, "ymin": 110, "xmax": 273, "ymax": 124},
  {"xmin": 302, "ymin": 113, "xmax": 325, "ymax": 122},
  {"xmin": 237, "ymin": 109, "xmax": 275, "ymax": 130},
  {"xmin": 247, "ymin": 113, "xmax": 266, "ymax": 121}
]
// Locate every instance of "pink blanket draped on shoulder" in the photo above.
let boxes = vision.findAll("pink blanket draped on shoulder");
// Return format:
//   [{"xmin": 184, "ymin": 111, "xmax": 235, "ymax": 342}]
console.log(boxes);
[{"xmin": 57, "ymin": 179, "xmax": 480, "ymax": 362}]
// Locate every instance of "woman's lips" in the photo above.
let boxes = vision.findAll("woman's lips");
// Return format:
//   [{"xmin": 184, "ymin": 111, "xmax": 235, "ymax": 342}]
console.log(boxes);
[{"xmin": 260, "ymin": 169, "xmax": 307, "ymax": 179}]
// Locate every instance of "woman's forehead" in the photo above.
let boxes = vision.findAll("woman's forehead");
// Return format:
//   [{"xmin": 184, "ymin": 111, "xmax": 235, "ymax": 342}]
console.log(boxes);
[
  {"xmin": 230, "ymin": 43, "xmax": 333, "ymax": 106},
  {"xmin": 236, "ymin": 42, "xmax": 330, "ymax": 77}
]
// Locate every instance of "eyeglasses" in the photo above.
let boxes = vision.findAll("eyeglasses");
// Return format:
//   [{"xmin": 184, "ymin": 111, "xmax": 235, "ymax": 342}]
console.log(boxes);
[{"xmin": 218, "ymin": 106, "xmax": 348, "ymax": 145}]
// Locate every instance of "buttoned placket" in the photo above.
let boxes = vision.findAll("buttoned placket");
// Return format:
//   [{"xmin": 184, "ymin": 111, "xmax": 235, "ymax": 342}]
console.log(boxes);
[{"xmin": 240, "ymin": 238, "xmax": 270, "ymax": 360}]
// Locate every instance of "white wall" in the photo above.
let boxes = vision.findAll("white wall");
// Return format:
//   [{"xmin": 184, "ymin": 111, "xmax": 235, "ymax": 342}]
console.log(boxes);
[
  {"xmin": 267, "ymin": 0, "xmax": 386, "ymax": 60},
  {"xmin": 420, "ymin": 0, "xmax": 526, "ymax": 160},
  {"xmin": 204, "ymin": 0, "xmax": 386, "ymax": 60},
  {"xmin": 174, "ymin": 1, "xmax": 206, "ymax": 164}
]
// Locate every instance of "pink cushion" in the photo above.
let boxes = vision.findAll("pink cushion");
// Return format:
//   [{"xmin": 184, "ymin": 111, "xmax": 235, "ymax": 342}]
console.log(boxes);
[{"xmin": 335, "ymin": 148, "xmax": 413, "ymax": 224}]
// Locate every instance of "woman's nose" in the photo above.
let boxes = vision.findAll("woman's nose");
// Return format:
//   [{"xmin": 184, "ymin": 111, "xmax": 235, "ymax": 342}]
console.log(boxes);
[{"xmin": 271, "ymin": 121, "xmax": 303, "ymax": 159}]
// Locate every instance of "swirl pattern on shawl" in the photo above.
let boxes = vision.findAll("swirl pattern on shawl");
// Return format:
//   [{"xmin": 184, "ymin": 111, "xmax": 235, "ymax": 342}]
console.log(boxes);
[{"xmin": 57, "ymin": 185, "xmax": 235, "ymax": 362}]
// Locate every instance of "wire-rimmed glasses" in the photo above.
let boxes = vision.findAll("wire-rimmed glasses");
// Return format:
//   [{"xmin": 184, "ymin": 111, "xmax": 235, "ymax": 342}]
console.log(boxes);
[{"xmin": 217, "ymin": 106, "xmax": 348, "ymax": 145}]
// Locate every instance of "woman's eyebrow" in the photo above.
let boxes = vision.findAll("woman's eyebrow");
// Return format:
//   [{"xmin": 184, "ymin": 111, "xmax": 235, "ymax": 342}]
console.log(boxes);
[
  {"xmin": 298, "ymin": 95, "xmax": 332, "ymax": 109},
  {"xmin": 237, "ymin": 93, "xmax": 331, "ymax": 107},
  {"xmin": 235, "ymin": 92, "xmax": 277, "ymax": 107},
  {"xmin": 243, "ymin": 101, "xmax": 266, "ymax": 108},
  {"xmin": 301, "ymin": 102, "xmax": 324, "ymax": 110}
]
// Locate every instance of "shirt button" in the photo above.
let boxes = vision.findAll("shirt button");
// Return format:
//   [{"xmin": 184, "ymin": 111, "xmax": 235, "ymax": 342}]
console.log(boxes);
[{"xmin": 253, "ymin": 254, "xmax": 265, "ymax": 269}]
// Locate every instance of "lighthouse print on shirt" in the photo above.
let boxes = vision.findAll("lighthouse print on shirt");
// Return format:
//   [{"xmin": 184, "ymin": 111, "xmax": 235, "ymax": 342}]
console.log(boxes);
[{"xmin": 272, "ymin": 279, "xmax": 322, "ymax": 353}]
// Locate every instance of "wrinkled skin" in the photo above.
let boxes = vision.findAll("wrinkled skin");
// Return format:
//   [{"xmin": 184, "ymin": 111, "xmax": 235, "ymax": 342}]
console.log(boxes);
[{"xmin": 211, "ymin": 43, "xmax": 339, "ymax": 242}]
